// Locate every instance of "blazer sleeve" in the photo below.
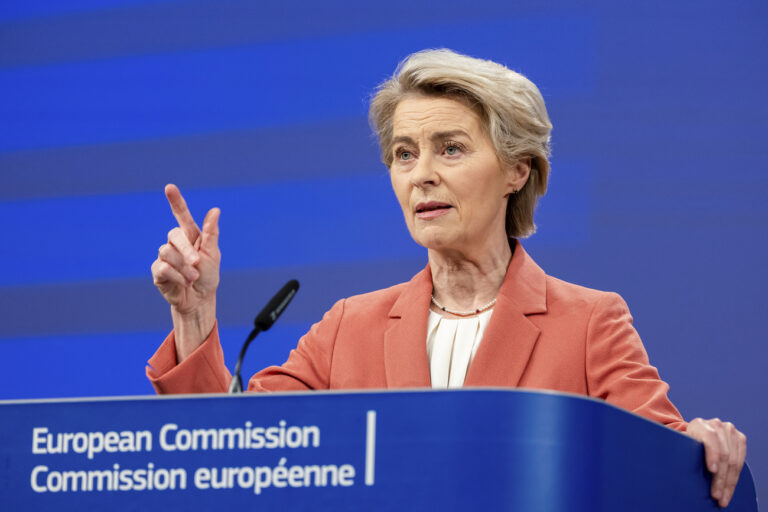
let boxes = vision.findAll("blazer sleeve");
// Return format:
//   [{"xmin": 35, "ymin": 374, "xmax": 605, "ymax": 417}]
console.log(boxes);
[
  {"xmin": 145, "ymin": 299, "xmax": 345, "ymax": 394},
  {"xmin": 145, "ymin": 321, "xmax": 231, "ymax": 394},
  {"xmin": 585, "ymin": 292, "xmax": 688, "ymax": 432}
]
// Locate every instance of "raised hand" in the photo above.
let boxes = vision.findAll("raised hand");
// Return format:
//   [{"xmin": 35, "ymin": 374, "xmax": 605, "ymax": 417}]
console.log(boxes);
[
  {"xmin": 151, "ymin": 184, "xmax": 221, "ymax": 361},
  {"xmin": 687, "ymin": 417, "xmax": 747, "ymax": 508}
]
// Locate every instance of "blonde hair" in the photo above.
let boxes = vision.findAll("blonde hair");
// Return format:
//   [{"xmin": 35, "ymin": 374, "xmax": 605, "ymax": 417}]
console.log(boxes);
[{"xmin": 369, "ymin": 49, "xmax": 552, "ymax": 238}]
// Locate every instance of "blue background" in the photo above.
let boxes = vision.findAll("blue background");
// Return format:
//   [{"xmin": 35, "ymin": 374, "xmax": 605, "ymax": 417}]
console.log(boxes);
[{"xmin": 1, "ymin": 0, "xmax": 765, "ymax": 503}]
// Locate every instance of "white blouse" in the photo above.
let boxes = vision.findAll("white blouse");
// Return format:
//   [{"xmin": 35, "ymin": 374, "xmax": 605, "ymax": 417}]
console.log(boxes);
[{"xmin": 426, "ymin": 309, "xmax": 494, "ymax": 388}]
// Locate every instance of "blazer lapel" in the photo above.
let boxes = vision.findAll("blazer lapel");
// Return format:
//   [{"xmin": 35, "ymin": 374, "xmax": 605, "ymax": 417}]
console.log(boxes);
[
  {"xmin": 465, "ymin": 242, "xmax": 548, "ymax": 387},
  {"xmin": 383, "ymin": 242, "xmax": 548, "ymax": 389},
  {"xmin": 384, "ymin": 266, "xmax": 433, "ymax": 388}
]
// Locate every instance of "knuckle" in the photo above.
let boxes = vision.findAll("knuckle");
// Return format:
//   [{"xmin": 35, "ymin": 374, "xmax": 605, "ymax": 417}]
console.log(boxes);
[
  {"xmin": 158, "ymin": 245, "xmax": 179, "ymax": 263},
  {"xmin": 151, "ymin": 259, "xmax": 166, "ymax": 276}
]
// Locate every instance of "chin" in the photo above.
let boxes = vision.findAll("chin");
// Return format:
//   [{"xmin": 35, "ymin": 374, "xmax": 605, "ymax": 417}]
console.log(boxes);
[{"xmin": 411, "ymin": 229, "xmax": 458, "ymax": 251}]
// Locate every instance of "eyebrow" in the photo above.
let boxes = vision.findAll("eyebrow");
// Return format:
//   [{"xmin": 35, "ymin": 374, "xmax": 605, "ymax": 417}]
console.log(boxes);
[{"xmin": 391, "ymin": 130, "xmax": 471, "ymax": 147}]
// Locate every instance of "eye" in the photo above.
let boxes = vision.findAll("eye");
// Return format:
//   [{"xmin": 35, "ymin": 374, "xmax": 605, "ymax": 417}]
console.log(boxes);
[
  {"xmin": 442, "ymin": 141, "xmax": 465, "ymax": 157},
  {"xmin": 395, "ymin": 147, "xmax": 414, "ymax": 161}
]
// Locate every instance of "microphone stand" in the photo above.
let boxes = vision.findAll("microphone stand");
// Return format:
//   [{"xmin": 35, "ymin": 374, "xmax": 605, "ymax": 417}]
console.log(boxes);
[
  {"xmin": 228, "ymin": 327, "xmax": 260, "ymax": 393},
  {"xmin": 228, "ymin": 279, "xmax": 299, "ymax": 394}
]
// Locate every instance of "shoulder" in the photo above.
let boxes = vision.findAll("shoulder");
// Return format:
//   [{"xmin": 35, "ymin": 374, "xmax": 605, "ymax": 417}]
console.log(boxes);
[
  {"xmin": 544, "ymin": 274, "xmax": 627, "ymax": 314},
  {"xmin": 337, "ymin": 264, "xmax": 429, "ymax": 317},
  {"xmin": 340, "ymin": 281, "xmax": 410, "ymax": 315},
  {"xmin": 310, "ymin": 281, "xmax": 410, "ymax": 340},
  {"xmin": 538, "ymin": 275, "xmax": 638, "ymax": 351},
  {"xmin": 298, "ymin": 280, "xmax": 412, "ymax": 352},
  {"xmin": 314, "ymin": 266, "xmax": 429, "ymax": 331}
]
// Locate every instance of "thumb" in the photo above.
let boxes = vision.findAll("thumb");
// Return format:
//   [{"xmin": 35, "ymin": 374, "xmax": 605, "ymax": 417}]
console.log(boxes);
[{"xmin": 200, "ymin": 207, "xmax": 220, "ymax": 253}]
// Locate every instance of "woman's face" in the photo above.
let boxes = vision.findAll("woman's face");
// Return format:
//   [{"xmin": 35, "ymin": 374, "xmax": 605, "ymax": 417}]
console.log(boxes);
[{"xmin": 389, "ymin": 95, "xmax": 523, "ymax": 254}]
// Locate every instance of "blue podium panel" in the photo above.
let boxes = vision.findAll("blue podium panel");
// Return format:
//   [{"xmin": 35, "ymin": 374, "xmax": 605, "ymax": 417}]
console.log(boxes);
[{"xmin": 0, "ymin": 389, "xmax": 758, "ymax": 511}]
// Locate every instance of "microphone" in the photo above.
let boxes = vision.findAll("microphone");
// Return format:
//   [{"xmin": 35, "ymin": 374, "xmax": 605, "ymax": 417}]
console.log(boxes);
[{"xmin": 228, "ymin": 279, "xmax": 300, "ymax": 393}]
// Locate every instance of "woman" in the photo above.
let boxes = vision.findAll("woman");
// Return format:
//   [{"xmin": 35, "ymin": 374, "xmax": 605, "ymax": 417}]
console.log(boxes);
[{"xmin": 148, "ymin": 49, "xmax": 746, "ymax": 507}]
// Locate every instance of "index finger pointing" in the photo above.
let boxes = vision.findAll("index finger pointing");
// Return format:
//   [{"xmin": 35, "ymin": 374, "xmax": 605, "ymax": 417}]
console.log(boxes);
[{"xmin": 165, "ymin": 184, "xmax": 200, "ymax": 242}]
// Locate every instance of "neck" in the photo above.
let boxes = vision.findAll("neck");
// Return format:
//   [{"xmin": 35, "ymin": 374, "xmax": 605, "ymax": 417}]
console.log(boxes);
[{"xmin": 428, "ymin": 237, "xmax": 513, "ymax": 312}]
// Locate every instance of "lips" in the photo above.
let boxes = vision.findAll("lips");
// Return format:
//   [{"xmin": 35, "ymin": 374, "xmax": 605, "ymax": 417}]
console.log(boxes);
[
  {"xmin": 415, "ymin": 201, "xmax": 451, "ymax": 213},
  {"xmin": 414, "ymin": 201, "xmax": 452, "ymax": 220}
]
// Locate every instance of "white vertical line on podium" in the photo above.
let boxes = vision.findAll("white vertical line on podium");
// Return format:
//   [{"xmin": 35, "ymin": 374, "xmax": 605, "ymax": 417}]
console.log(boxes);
[{"xmin": 365, "ymin": 410, "xmax": 376, "ymax": 486}]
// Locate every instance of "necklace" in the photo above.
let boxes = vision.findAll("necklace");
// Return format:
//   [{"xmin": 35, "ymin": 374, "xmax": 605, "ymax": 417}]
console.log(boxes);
[{"xmin": 430, "ymin": 295, "xmax": 497, "ymax": 317}]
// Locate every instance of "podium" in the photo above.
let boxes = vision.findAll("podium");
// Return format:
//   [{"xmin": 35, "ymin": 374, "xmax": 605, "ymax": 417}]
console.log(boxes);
[{"xmin": 0, "ymin": 389, "xmax": 758, "ymax": 511}]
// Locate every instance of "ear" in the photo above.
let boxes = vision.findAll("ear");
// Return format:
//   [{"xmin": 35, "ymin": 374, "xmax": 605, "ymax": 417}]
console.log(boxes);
[{"xmin": 503, "ymin": 158, "xmax": 531, "ymax": 196}]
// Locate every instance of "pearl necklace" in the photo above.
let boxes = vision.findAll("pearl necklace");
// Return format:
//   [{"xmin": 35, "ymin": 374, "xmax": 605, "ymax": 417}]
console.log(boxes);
[{"xmin": 430, "ymin": 295, "xmax": 497, "ymax": 317}]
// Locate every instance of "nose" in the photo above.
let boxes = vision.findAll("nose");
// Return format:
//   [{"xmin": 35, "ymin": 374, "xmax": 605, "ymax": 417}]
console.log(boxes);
[{"xmin": 409, "ymin": 152, "xmax": 440, "ymax": 188}]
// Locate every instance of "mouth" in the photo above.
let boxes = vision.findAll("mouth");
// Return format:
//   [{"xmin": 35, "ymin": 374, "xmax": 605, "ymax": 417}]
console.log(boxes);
[
  {"xmin": 415, "ymin": 201, "xmax": 452, "ymax": 213},
  {"xmin": 414, "ymin": 201, "xmax": 453, "ymax": 219}
]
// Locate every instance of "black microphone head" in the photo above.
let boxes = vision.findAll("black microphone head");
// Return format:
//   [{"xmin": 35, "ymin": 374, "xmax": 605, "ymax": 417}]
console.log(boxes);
[{"xmin": 254, "ymin": 279, "xmax": 299, "ymax": 331}]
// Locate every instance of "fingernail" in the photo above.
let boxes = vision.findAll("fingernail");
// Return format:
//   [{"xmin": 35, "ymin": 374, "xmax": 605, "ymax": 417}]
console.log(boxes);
[
  {"xmin": 186, "ymin": 268, "xmax": 199, "ymax": 281},
  {"xmin": 712, "ymin": 490, "xmax": 721, "ymax": 499},
  {"xmin": 710, "ymin": 464, "xmax": 718, "ymax": 473}
]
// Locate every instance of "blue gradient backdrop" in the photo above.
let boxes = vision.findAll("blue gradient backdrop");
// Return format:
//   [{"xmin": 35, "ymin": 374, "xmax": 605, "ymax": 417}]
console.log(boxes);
[{"xmin": 1, "ymin": 0, "xmax": 765, "ymax": 501}]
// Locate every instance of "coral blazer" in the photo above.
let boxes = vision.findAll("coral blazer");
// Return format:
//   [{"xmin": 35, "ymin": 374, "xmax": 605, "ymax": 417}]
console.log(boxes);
[{"xmin": 147, "ymin": 241, "xmax": 686, "ymax": 432}]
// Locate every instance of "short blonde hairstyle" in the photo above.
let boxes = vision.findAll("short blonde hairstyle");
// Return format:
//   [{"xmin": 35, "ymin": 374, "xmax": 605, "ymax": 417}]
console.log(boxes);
[{"xmin": 369, "ymin": 49, "xmax": 552, "ymax": 238}]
